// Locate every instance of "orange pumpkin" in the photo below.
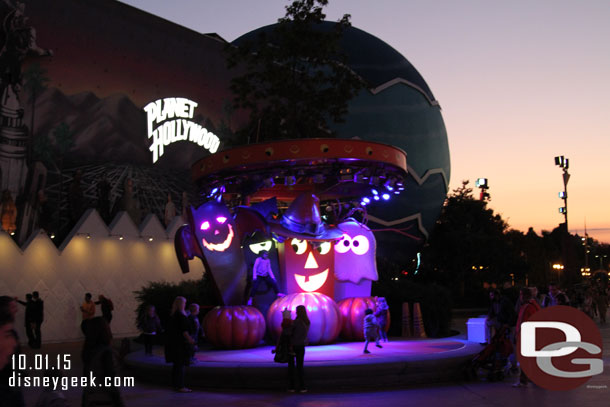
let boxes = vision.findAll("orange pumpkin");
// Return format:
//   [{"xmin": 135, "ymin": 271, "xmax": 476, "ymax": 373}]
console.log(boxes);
[
  {"xmin": 267, "ymin": 292, "xmax": 342, "ymax": 345},
  {"xmin": 203, "ymin": 305, "xmax": 266, "ymax": 349}
]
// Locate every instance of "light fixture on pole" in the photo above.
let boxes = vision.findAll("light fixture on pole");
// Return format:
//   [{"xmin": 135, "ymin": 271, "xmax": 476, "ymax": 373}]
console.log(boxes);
[
  {"xmin": 595, "ymin": 254, "xmax": 608, "ymax": 270},
  {"xmin": 554, "ymin": 156, "xmax": 570, "ymax": 232},
  {"xmin": 475, "ymin": 178, "xmax": 490, "ymax": 201}
]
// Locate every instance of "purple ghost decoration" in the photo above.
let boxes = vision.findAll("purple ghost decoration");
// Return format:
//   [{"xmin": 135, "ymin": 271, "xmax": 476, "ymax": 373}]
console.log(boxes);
[{"xmin": 333, "ymin": 220, "xmax": 378, "ymax": 302}]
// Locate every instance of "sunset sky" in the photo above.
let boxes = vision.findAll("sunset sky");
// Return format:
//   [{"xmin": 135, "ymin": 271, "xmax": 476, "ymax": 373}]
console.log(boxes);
[{"xmin": 119, "ymin": 0, "xmax": 610, "ymax": 244}]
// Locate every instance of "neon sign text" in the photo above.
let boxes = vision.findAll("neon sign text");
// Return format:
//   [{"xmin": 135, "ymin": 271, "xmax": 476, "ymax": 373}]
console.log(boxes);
[{"xmin": 144, "ymin": 97, "xmax": 220, "ymax": 163}]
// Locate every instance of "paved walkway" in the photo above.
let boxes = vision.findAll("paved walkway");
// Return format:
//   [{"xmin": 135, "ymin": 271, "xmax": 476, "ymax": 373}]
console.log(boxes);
[{"xmin": 19, "ymin": 314, "xmax": 609, "ymax": 407}]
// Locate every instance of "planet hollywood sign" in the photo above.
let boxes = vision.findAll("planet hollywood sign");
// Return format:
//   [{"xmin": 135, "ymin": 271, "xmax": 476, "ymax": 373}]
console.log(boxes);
[{"xmin": 144, "ymin": 97, "xmax": 220, "ymax": 163}]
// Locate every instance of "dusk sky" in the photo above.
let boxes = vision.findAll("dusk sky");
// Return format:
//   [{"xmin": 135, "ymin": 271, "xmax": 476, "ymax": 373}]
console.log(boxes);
[{"xmin": 119, "ymin": 0, "xmax": 610, "ymax": 244}]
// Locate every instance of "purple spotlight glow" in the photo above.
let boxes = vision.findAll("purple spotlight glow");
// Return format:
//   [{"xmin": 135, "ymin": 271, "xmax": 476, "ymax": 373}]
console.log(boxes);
[
  {"xmin": 382, "ymin": 193, "xmax": 390, "ymax": 200},
  {"xmin": 373, "ymin": 195, "xmax": 380, "ymax": 201},
  {"xmin": 371, "ymin": 189, "xmax": 378, "ymax": 195},
  {"xmin": 362, "ymin": 197, "xmax": 370, "ymax": 204}
]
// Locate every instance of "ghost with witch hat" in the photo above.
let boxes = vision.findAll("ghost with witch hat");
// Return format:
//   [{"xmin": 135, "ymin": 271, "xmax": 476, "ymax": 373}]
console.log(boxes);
[{"xmin": 269, "ymin": 193, "xmax": 343, "ymax": 298}]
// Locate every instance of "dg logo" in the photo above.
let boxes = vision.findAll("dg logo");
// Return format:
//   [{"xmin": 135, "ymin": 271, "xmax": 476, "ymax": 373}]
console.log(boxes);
[{"xmin": 517, "ymin": 305, "xmax": 603, "ymax": 390}]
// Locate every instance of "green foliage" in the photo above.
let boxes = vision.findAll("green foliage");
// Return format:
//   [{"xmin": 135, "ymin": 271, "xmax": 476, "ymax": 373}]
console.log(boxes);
[
  {"xmin": 226, "ymin": 0, "xmax": 364, "ymax": 142},
  {"xmin": 133, "ymin": 275, "xmax": 218, "ymax": 329}
]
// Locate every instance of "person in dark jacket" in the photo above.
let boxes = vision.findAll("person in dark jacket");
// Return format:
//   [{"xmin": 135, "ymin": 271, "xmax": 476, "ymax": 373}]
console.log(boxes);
[
  {"xmin": 81, "ymin": 317, "xmax": 124, "ymax": 406},
  {"xmin": 16, "ymin": 293, "xmax": 35, "ymax": 347},
  {"xmin": 138, "ymin": 304, "xmax": 162, "ymax": 356},
  {"xmin": 287, "ymin": 305, "xmax": 310, "ymax": 393},
  {"xmin": 95, "ymin": 295, "xmax": 114, "ymax": 324},
  {"xmin": 485, "ymin": 289, "xmax": 515, "ymax": 344},
  {"xmin": 513, "ymin": 288, "xmax": 541, "ymax": 388},
  {"xmin": 165, "ymin": 297, "xmax": 194, "ymax": 393},
  {"xmin": 186, "ymin": 303, "xmax": 203, "ymax": 351},
  {"xmin": 31, "ymin": 291, "xmax": 44, "ymax": 348}
]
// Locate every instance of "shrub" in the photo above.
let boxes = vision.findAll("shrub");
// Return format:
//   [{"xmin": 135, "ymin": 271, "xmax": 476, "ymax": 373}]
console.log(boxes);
[{"xmin": 133, "ymin": 274, "xmax": 218, "ymax": 330}]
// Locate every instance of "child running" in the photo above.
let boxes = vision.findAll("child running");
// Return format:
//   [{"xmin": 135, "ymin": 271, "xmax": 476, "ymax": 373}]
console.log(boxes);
[{"xmin": 363, "ymin": 308, "xmax": 382, "ymax": 354}]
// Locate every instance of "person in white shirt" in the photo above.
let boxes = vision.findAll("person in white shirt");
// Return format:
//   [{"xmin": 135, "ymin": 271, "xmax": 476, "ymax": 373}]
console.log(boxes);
[{"xmin": 247, "ymin": 251, "xmax": 281, "ymax": 305}]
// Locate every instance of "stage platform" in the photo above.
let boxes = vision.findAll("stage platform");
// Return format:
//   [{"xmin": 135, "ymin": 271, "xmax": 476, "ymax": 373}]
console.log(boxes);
[{"xmin": 124, "ymin": 337, "xmax": 483, "ymax": 390}]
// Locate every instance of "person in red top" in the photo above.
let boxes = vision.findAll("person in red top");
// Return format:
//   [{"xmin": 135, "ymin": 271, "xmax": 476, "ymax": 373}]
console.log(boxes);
[{"xmin": 513, "ymin": 287, "xmax": 541, "ymax": 387}]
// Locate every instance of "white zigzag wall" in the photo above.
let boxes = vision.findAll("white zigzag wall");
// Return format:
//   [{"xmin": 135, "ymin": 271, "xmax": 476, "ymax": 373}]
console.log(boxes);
[{"xmin": 0, "ymin": 209, "xmax": 205, "ymax": 344}]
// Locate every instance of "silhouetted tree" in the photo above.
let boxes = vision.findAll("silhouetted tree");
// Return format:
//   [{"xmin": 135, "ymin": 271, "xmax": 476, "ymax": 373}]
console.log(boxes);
[
  {"xmin": 226, "ymin": 0, "xmax": 363, "ymax": 142},
  {"xmin": 421, "ymin": 181, "xmax": 526, "ymax": 305}
]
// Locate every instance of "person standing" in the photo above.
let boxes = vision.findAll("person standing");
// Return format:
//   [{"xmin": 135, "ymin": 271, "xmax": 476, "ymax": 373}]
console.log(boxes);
[
  {"xmin": 374, "ymin": 297, "xmax": 390, "ymax": 342},
  {"xmin": 16, "ymin": 293, "xmax": 35, "ymax": 347},
  {"xmin": 165, "ymin": 297, "xmax": 194, "ymax": 393},
  {"xmin": 363, "ymin": 308, "xmax": 383, "ymax": 354},
  {"xmin": 81, "ymin": 317, "xmax": 124, "ymax": 406},
  {"xmin": 31, "ymin": 291, "xmax": 44, "ymax": 348},
  {"xmin": 164, "ymin": 193, "xmax": 176, "ymax": 227},
  {"xmin": 187, "ymin": 303, "xmax": 203, "ymax": 351},
  {"xmin": 95, "ymin": 295, "xmax": 114, "ymax": 324},
  {"xmin": 80, "ymin": 293, "xmax": 96, "ymax": 334},
  {"xmin": 485, "ymin": 289, "xmax": 515, "ymax": 344},
  {"xmin": 542, "ymin": 282, "xmax": 568, "ymax": 307},
  {"xmin": 513, "ymin": 287, "xmax": 541, "ymax": 388},
  {"xmin": 287, "ymin": 305, "xmax": 310, "ymax": 393},
  {"xmin": 593, "ymin": 284, "xmax": 607, "ymax": 323},
  {"xmin": 248, "ymin": 250, "xmax": 281, "ymax": 305},
  {"xmin": 138, "ymin": 305, "xmax": 162, "ymax": 356}
]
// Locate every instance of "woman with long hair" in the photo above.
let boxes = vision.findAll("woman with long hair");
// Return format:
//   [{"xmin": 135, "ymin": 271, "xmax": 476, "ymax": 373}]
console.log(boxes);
[
  {"xmin": 287, "ymin": 305, "xmax": 310, "ymax": 393},
  {"xmin": 165, "ymin": 296, "xmax": 194, "ymax": 393}
]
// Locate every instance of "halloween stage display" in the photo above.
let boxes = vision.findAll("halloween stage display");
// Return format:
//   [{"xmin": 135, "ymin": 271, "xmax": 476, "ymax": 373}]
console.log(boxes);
[{"xmin": 175, "ymin": 138, "xmax": 407, "ymax": 349}]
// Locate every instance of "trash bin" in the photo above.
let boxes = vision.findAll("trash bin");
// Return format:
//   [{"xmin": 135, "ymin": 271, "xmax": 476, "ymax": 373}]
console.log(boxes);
[{"xmin": 467, "ymin": 317, "xmax": 486, "ymax": 343}]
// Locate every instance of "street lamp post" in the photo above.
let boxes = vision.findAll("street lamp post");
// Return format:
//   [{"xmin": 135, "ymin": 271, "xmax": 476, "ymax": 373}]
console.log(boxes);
[
  {"xmin": 595, "ymin": 254, "xmax": 608, "ymax": 270},
  {"xmin": 552, "ymin": 263, "xmax": 564, "ymax": 284},
  {"xmin": 554, "ymin": 156, "xmax": 570, "ymax": 231}
]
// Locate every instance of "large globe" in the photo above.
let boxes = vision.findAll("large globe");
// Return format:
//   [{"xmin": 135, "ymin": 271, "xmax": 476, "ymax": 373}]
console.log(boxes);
[{"xmin": 234, "ymin": 22, "xmax": 450, "ymax": 264}]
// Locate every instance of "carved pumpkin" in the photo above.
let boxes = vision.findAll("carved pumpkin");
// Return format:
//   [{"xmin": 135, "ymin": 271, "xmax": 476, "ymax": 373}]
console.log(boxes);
[
  {"xmin": 203, "ymin": 305, "xmax": 266, "ymax": 349},
  {"xmin": 337, "ymin": 297, "xmax": 390, "ymax": 341},
  {"xmin": 267, "ymin": 292, "xmax": 342, "ymax": 345}
]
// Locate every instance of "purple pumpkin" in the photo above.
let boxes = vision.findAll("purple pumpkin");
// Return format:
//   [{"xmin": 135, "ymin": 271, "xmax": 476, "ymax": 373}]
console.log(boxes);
[
  {"xmin": 267, "ymin": 292, "xmax": 342, "ymax": 345},
  {"xmin": 203, "ymin": 305, "xmax": 266, "ymax": 349}
]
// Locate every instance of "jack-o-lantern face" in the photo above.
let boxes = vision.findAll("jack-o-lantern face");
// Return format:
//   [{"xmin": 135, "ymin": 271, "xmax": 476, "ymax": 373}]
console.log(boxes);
[
  {"xmin": 191, "ymin": 202, "xmax": 236, "ymax": 254},
  {"xmin": 281, "ymin": 238, "xmax": 334, "ymax": 296}
]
